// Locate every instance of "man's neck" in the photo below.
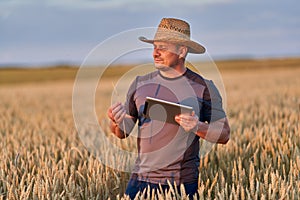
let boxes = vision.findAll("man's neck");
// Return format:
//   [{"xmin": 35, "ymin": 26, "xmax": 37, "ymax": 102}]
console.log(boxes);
[{"xmin": 158, "ymin": 64, "xmax": 187, "ymax": 78}]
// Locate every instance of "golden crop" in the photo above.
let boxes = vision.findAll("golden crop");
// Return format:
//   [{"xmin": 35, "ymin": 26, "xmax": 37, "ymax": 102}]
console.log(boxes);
[{"xmin": 0, "ymin": 61, "xmax": 299, "ymax": 199}]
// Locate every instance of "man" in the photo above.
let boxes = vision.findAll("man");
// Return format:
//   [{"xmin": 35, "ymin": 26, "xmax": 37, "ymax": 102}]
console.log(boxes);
[{"xmin": 107, "ymin": 18, "xmax": 230, "ymax": 199}]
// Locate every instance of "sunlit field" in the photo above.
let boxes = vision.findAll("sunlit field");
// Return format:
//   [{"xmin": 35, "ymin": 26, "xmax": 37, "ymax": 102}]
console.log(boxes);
[{"xmin": 0, "ymin": 58, "xmax": 299, "ymax": 199}]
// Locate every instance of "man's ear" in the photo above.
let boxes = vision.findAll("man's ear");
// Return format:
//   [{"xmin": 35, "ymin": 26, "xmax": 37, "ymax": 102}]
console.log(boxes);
[{"xmin": 179, "ymin": 46, "xmax": 188, "ymax": 58}]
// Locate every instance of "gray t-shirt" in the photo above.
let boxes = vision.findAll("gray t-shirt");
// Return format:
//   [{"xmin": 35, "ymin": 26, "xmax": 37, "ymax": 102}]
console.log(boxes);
[{"xmin": 125, "ymin": 68, "xmax": 226, "ymax": 185}]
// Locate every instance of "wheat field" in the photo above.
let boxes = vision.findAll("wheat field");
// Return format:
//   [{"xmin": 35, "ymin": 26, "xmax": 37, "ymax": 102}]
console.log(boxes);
[{"xmin": 0, "ymin": 61, "xmax": 299, "ymax": 199}]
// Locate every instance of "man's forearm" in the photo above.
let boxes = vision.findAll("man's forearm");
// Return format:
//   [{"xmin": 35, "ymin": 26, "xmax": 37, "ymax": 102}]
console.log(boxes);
[
  {"xmin": 109, "ymin": 115, "xmax": 136, "ymax": 139},
  {"xmin": 195, "ymin": 118, "xmax": 230, "ymax": 144},
  {"xmin": 110, "ymin": 121, "xmax": 128, "ymax": 139}
]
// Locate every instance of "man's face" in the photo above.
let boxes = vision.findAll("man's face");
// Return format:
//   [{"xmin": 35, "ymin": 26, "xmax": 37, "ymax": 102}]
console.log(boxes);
[{"xmin": 152, "ymin": 41, "xmax": 181, "ymax": 70}]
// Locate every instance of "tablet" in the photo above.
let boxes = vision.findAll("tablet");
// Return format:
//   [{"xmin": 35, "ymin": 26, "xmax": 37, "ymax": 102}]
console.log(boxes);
[{"xmin": 143, "ymin": 96, "xmax": 193, "ymax": 124}]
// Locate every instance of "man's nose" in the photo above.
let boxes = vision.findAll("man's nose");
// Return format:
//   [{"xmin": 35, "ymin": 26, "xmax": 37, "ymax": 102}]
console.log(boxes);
[{"xmin": 153, "ymin": 48, "xmax": 160, "ymax": 57}]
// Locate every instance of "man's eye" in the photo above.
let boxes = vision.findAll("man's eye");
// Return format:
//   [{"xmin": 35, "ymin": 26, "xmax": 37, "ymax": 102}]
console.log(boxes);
[{"xmin": 158, "ymin": 47, "xmax": 168, "ymax": 51}]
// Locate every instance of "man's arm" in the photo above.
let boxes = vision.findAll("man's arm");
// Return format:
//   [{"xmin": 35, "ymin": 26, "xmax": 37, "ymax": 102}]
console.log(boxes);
[
  {"xmin": 108, "ymin": 117, "xmax": 132, "ymax": 139},
  {"xmin": 107, "ymin": 102, "xmax": 136, "ymax": 139},
  {"xmin": 175, "ymin": 113, "xmax": 230, "ymax": 144},
  {"xmin": 195, "ymin": 117, "xmax": 230, "ymax": 144}
]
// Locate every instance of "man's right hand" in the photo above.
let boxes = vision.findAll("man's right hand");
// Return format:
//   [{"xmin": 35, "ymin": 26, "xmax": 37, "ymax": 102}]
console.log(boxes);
[{"xmin": 107, "ymin": 102, "xmax": 126, "ymax": 124}]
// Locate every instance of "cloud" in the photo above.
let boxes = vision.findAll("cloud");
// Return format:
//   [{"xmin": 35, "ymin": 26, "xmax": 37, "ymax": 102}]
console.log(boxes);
[
  {"xmin": 0, "ymin": 10, "xmax": 11, "ymax": 19},
  {"xmin": 65, "ymin": 0, "xmax": 233, "ymax": 10},
  {"xmin": 1, "ymin": 0, "xmax": 299, "ymax": 65}
]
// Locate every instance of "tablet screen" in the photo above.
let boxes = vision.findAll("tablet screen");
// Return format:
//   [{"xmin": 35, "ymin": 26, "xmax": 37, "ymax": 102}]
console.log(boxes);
[{"xmin": 143, "ymin": 96, "xmax": 193, "ymax": 124}]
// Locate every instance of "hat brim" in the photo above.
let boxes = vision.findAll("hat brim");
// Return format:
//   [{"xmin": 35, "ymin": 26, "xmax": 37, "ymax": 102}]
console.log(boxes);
[{"xmin": 139, "ymin": 36, "xmax": 206, "ymax": 54}]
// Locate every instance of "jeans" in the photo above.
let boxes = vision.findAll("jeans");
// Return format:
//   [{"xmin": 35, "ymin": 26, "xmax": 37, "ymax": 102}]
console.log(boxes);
[{"xmin": 125, "ymin": 178, "xmax": 198, "ymax": 199}]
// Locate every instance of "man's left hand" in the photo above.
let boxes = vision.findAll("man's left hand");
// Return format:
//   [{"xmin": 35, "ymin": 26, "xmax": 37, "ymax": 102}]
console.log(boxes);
[{"xmin": 175, "ymin": 111, "xmax": 199, "ymax": 132}]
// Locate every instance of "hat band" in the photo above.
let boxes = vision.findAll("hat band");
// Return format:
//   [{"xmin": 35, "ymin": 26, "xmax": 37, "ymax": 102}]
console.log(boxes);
[{"xmin": 158, "ymin": 24, "xmax": 191, "ymax": 36}]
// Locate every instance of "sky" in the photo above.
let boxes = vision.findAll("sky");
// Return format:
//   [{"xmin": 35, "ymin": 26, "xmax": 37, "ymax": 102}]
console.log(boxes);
[{"xmin": 0, "ymin": 0, "xmax": 299, "ymax": 67}]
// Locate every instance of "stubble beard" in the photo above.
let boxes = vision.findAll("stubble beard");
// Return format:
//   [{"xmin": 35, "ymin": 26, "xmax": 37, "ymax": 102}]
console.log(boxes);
[
  {"xmin": 155, "ymin": 63, "xmax": 170, "ymax": 71},
  {"xmin": 154, "ymin": 60, "xmax": 179, "ymax": 72}
]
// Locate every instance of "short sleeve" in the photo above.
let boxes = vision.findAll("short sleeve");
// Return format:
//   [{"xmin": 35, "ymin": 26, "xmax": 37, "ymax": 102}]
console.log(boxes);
[
  {"xmin": 124, "ymin": 77, "xmax": 139, "ymax": 120},
  {"xmin": 200, "ymin": 80, "xmax": 226, "ymax": 123}
]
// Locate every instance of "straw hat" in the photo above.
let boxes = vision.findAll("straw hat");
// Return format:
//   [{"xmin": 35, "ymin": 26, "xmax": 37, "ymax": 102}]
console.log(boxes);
[{"xmin": 139, "ymin": 18, "xmax": 206, "ymax": 54}]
